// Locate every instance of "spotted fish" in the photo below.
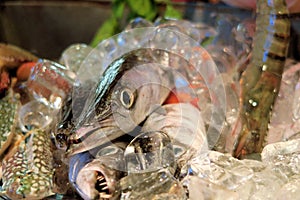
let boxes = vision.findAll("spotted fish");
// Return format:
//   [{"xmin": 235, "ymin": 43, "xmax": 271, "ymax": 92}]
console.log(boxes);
[
  {"xmin": 0, "ymin": 92, "xmax": 20, "ymax": 157},
  {"xmin": 1, "ymin": 129, "xmax": 54, "ymax": 199}
]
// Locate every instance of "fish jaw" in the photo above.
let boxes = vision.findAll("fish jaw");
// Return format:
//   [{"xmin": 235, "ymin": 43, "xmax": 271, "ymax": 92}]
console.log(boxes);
[
  {"xmin": 67, "ymin": 117, "xmax": 125, "ymax": 155},
  {"xmin": 69, "ymin": 148, "xmax": 124, "ymax": 200},
  {"xmin": 75, "ymin": 160, "xmax": 122, "ymax": 200}
]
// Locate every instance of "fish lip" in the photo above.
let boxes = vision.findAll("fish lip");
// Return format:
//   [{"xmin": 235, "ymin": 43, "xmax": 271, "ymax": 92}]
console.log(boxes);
[{"xmin": 67, "ymin": 117, "xmax": 124, "ymax": 156}]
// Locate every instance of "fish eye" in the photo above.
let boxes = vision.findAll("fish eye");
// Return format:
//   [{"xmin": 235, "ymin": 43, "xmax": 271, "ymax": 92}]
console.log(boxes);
[{"xmin": 120, "ymin": 88, "xmax": 135, "ymax": 108}]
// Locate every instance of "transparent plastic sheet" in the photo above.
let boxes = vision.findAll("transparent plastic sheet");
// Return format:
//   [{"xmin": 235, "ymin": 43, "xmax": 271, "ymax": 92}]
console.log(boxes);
[{"xmin": 73, "ymin": 27, "xmax": 227, "ymax": 157}]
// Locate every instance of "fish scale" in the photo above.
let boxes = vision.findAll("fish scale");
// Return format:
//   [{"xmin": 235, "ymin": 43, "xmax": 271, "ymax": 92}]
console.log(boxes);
[
  {"xmin": 2, "ymin": 129, "xmax": 54, "ymax": 200},
  {"xmin": 0, "ymin": 94, "xmax": 19, "ymax": 156}
]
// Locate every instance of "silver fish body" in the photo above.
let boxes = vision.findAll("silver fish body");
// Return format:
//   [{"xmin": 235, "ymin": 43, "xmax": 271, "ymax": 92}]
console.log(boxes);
[
  {"xmin": 141, "ymin": 103, "xmax": 208, "ymax": 169},
  {"xmin": 69, "ymin": 48, "xmax": 181, "ymax": 155}
]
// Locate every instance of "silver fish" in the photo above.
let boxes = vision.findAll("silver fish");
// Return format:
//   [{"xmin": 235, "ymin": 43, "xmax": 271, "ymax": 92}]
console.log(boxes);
[
  {"xmin": 68, "ymin": 48, "xmax": 182, "ymax": 155},
  {"xmin": 141, "ymin": 103, "xmax": 208, "ymax": 169}
]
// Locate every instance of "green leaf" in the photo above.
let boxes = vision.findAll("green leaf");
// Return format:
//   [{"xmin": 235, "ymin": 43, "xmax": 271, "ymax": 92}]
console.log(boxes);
[
  {"xmin": 164, "ymin": 4, "xmax": 182, "ymax": 19},
  {"xmin": 90, "ymin": 17, "xmax": 118, "ymax": 47},
  {"xmin": 127, "ymin": 0, "xmax": 157, "ymax": 20},
  {"xmin": 112, "ymin": 0, "xmax": 125, "ymax": 19}
]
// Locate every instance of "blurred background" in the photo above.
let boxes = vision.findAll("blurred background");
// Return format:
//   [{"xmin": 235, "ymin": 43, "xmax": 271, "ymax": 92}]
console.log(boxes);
[{"xmin": 0, "ymin": 0, "xmax": 299, "ymax": 60}]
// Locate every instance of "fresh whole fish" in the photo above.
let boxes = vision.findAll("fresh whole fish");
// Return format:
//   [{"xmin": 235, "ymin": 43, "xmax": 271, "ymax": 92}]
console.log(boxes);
[
  {"xmin": 68, "ymin": 48, "xmax": 189, "ymax": 155},
  {"xmin": 233, "ymin": 0, "xmax": 291, "ymax": 158},
  {"xmin": 56, "ymin": 28, "xmax": 221, "ymax": 199}
]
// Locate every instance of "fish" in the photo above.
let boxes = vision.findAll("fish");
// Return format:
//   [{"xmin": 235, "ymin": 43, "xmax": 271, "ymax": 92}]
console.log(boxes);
[
  {"xmin": 141, "ymin": 103, "xmax": 208, "ymax": 169},
  {"xmin": 69, "ymin": 142, "xmax": 126, "ymax": 200},
  {"xmin": 1, "ymin": 129, "xmax": 54, "ymax": 200},
  {"xmin": 233, "ymin": 0, "xmax": 291, "ymax": 158},
  {"xmin": 67, "ymin": 48, "xmax": 182, "ymax": 155},
  {"xmin": 0, "ymin": 90, "xmax": 20, "ymax": 157}
]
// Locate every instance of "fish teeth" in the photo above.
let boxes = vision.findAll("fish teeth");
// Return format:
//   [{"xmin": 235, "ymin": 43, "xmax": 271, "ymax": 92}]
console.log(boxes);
[
  {"xmin": 99, "ymin": 192, "xmax": 112, "ymax": 199},
  {"xmin": 102, "ymin": 185, "xmax": 109, "ymax": 190},
  {"xmin": 97, "ymin": 175, "xmax": 105, "ymax": 181},
  {"xmin": 99, "ymin": 181, "xmax": 107, "ymax": 186}
]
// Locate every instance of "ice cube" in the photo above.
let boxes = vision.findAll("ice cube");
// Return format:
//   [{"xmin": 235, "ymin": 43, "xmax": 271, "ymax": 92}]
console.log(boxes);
[
  {"xmin": 262, "ymin": 138, "xmax": 300, "ymax": 178},
  {"xmin": 120, "ymin": 169, "xmax": 186, "ymax": 200},
  {"xmin": 124, "ymin": 131, "xmax": 176, "ymax": 174},
  {"xmin": 182, "ymin": 175, "xmax": 239, "ymax": 200},
  {"xmin": 60, "ymin": 43, "xmax": 93, "ymax": 73}
]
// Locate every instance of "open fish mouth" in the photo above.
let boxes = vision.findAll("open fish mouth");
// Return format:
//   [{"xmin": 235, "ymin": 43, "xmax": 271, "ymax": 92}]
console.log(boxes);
[
  {"xmin": 69, "ymin": 142, "xmax": 126, "ymax": 199},
  {"xmin": 74, "ymin": 160, "xmax": 121, "ymax": 200}
]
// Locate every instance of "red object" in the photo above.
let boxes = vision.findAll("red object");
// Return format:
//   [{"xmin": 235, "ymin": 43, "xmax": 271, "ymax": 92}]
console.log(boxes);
[
  {"xmin": 164, "ymin": 90, "xmax": 180, "ymax": 104},
  {"xmin": 164, "ymin": 88, "xmax": 200, "ymax": 109},
  {"xmin": 0, "ymin": 71, "xmax": 10, "ymax": 95},
  {"xmin": 17, "ymin": 62, "xmax": 37, "ymax": 81}
]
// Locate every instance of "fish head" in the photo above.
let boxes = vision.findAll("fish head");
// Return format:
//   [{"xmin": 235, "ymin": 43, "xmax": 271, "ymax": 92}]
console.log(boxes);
[
  {"xmin": 68, "ymin": 48, "xmax": 174, "ymax": 155},
  {"xmin": 77, "ymin": 48, "xmax": 174, "ymax": 134},
  {"xmin": 69, "ymin": 143, "xmax": 125, "ymax": 200},
  {"xmin": 109, "ymin": 62, "xmax": 174, "ymax": 133}
]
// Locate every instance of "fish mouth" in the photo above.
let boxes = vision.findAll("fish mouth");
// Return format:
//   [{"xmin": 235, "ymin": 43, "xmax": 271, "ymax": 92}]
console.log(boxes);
[
  {"xmin": 67, "ymin": 115, "xmax": 125, "ymax": 155},
  {"xmin": 75, "ymin": 160, "xmax": 122, "ymax": 200},
  {"xmin": 95, "ymin": 172, "xmax": 112, "ymax": 199}
]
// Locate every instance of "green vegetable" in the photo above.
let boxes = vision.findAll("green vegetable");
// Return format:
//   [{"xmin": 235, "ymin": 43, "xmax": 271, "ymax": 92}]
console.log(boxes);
[
  {"xmin": 127, "ymin": 0, "xmax": 157, "ymax": 20},
  {"xmin": 90, "ymin": 0, "xmax": 182, "ymax": 47},
  {"xmin": 164, "ymin": 4, "xmax": 182, "ymax": 19},
  {"xmin": 90, "ymin": 17, "xmax": 119, "ymax": 47}
]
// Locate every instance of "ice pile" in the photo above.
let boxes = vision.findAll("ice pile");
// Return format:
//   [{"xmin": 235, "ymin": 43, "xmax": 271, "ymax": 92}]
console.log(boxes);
[
  {"xmin": 183, "ymin": 138, "xmax": 300, "ymax": 200},
  {"xmin": 58, "ymin": 16, "xmax": 300, "ymax": 199}
]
